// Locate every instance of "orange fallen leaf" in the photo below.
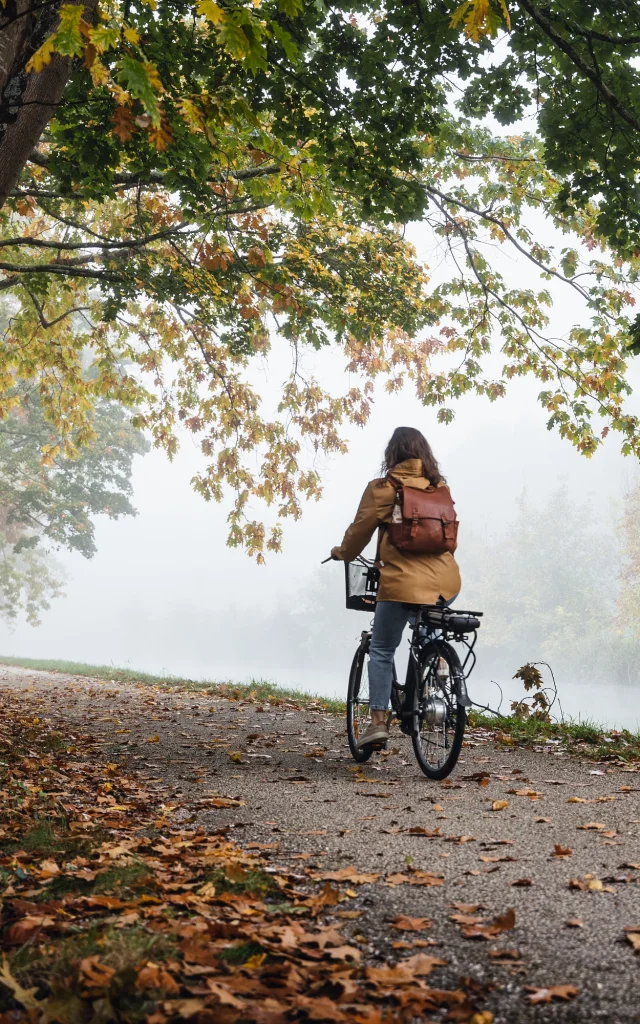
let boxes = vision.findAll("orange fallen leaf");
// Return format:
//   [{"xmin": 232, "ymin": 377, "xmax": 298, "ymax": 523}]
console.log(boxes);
[
  {"xmin": 624, "ymin": 926, "xmax": 640, "ymax": 953},
  {"xmin": 525, "ymin": 984, "xmax": 578, "ymax": 1004},
  {"xmin": 312, "ymin": 867, "xmax": 381, "ymax": 884},
  {"xmin": 38, "ymin": 858, "xmax": 60, "ymax": 877},
  {"xmin": 401, "ymin": 952, "xmax": 447, "ymax": 975},
  {"xmin": 552, "ymin": 844, "xmax": 572, "ymax": 858},
  {"xmin": 391, "ymin": 914, "xmax": 431, "ymax": 931},
  {"xmin": 78, "ymin": 956, "xmax": 116, "ymax": 993},
  {"xmin": 492, "ymin": 800, "xmax": 509, "ymax": 811},
  {"xmin": 145, "ymin": 735, "xmax": 160, "ymax": 743},
  {"xmin": 5, "ymin": 915, "xmax": 54, "ymax": 945},
  {"xmin": 206, "ymin": 978, "xmax": 247, "ymax": 1007},
  {"xmin": 488, "ymin": 948, "xmax": 522, "ymax": 961},
  {"xmin": 565, "ymin": 919, "xmax": 584, "ymax": 928},
  {"xmin": 136, "ymin": 964, "xmax": 180, "ymax": 994}
]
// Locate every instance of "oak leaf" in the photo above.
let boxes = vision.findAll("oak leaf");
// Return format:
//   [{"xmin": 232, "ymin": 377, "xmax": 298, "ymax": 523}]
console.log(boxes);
[
  {"xmin": 313, "ymin": 867, "xmax": 380, "ymax": 884},
  {"xmin": 136, "ymin": 964, "xmax": 180, "ymax": 994},
  {"xmin": 552, "ymin": 844, "xmax": 572, "ymax": 857},
  {"xmin": 525, "ymin": 984, "xmax": 578, "ymax": 1004},
  {"xmin": 390, "ymin": 915, "xmax": 432, "ymax": 931},
  {"xmin": 78, "ymin": 956, "xmax": 116, "ymax": 993},
  {"xmin": 0, "ymin": 957, "xmax": 40, "ymax": 1010}
]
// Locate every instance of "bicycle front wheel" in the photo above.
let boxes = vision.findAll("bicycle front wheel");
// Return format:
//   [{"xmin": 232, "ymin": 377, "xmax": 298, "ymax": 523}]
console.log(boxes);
[
  {"xmin": 411, "ymin": 640, "xmax": 466, "ymax": 780},
  {"xmin": 346, "ymin": 641, "xmax": 373, "ymax": 763}
]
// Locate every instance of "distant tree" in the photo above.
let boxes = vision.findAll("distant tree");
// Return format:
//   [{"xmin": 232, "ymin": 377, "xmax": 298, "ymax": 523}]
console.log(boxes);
[
  {"xmin": 0, "ymin": 382, "xmax": 148, "ymax": 623},
  {"xmin": 461, "ymin": 485, "xmax": 631, "ymax": 683},
  {"xmin": 616, "ymin": 479, "xmax": 640, "ymax": 640}
]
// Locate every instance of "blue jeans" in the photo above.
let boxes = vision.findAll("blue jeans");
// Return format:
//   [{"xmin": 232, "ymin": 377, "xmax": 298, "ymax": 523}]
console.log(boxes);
[{"xmin": 368, "ymin": 599, "xmax": 456, "ymax": 711}]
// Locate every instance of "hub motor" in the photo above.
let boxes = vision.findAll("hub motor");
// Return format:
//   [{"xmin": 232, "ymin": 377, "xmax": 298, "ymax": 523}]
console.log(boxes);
[{"xmin": 423, "ymin": 696, "xmax": 447, "ymax": 728}]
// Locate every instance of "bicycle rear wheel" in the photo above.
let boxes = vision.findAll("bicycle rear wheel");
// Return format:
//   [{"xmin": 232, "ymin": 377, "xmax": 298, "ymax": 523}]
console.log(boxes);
[
  {"xmin": 346, "ymin": 641, "xmax": 373, "ymax": 763},
  {"xmin": 411, "ymin": 640, "xmax": 466, "ymax": 780}
]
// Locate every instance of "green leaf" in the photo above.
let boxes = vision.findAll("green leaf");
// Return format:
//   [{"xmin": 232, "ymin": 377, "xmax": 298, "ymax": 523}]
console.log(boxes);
[
  {"xmin": 272, "ymin": 23, "xmax": 298, "ymax": 62},
  {"xmin": 52, "ymin": 4, "xmax": 86, "ymax": 57},
  {"xmin": 278, "ymin": 0, "xmax": 302, "ymax": 16},
  {"xmin": 117, "ymin": 57, "xmax": 161, "ymax": 123},
  {"xmin": 88, "ymin": 24, "xmax": 121, "ymax": 53},
  {"xmin": 216, "ymin": 15, "xmax": 252, "ymax": 60},
  {"xmin": 626, "ymin": 313, "xmax": 640, "ymax": 355}
]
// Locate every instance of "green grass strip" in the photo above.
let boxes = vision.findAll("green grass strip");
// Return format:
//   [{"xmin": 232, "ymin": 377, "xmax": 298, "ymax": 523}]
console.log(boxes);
[
  {"xmin": 0, "ymin": 655, "xmax": 346, "ymax": 714},
  {"xmin": 1, "ymin": 655, "xmax": 638, "ymax": 761}
]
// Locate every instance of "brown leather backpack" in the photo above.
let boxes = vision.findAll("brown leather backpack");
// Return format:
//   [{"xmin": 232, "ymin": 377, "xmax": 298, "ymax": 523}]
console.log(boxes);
[{"xmin": 386, "ymin": 475, "xmax": 458, "ymax": 555}]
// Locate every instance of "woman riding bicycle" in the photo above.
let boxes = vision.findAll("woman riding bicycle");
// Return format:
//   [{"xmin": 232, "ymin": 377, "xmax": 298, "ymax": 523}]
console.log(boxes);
[{"xmin": 331, "ymin": 426, "xmax": 461, "ymax": 750}]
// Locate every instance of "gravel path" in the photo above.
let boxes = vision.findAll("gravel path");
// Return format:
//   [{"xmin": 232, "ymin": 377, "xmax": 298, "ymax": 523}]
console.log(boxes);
[{"xmin": 2, "ymin": 664, "xmax": 639, "ymax": 1023}]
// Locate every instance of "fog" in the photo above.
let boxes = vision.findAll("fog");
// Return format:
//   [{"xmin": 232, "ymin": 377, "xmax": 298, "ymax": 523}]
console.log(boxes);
[{"xmin": 2, "ymin": 215, "xmax": 640, "ymax": 731}]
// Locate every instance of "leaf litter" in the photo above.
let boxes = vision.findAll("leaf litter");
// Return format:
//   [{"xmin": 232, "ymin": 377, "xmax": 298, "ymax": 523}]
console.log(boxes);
[{"xmin": 0, "ymin": 689, "xmax": 496, "ymax": 1023}]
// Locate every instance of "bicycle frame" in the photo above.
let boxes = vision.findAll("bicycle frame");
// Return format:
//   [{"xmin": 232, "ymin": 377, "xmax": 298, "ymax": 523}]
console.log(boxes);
[{"xmin": 386, "ymin": 605, "xmax": 482, "ymax": 735}]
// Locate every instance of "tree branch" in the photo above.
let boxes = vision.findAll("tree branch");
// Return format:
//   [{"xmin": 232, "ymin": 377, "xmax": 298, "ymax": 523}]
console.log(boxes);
[
  {"xmin": 517, "ymin": 0, "xmax": 640, "ymax": 133},
  {"xmin": 0, "ymin": 224, "xmax": 197, "ymax": 251},
  {"xmin": 24, "ymin": 286, "xmax": 90, "ymax": 328}
]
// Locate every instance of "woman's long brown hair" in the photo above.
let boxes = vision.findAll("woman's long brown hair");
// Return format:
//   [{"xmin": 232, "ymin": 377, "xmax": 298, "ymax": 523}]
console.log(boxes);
[{"xmin": 380, "ymin": 426, "xmax": 443, "ymax": 485}]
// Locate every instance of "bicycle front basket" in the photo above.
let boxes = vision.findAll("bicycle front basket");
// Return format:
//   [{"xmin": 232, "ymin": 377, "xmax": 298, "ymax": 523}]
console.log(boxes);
[{"xmin": 345, "ymin": 561, "xmax": 379, "ymax": 612}]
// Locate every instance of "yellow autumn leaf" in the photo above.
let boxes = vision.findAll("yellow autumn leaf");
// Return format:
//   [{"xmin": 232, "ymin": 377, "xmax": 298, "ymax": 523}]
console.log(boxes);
[
  {"xmin": 145, "ymin": 734, "xmax": 160, "ymax": 743},
  {"xmin": 197, "ymin": 0, "xmax": 225, "ymax": 24},
  {"xmin": 25, "ymin": 35, "xmax": 56, "ymax": 74},
  {"xmin": 492, "ymin": 800, "xmax": 509, "ymax": 811},
  {"xmin": 123, "ymin": 25, "xmax": 140, "ymax": 44}
]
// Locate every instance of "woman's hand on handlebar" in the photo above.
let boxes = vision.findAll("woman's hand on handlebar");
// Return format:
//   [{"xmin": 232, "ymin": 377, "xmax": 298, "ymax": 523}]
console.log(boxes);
[{"xmin": 321, "ymin": 547, "xmax": 342, "ymax": 564}]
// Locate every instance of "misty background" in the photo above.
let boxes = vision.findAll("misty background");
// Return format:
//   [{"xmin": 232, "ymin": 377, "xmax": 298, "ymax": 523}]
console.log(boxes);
[{"xmin": 2, "ymin": 212, "xmax": 640, "ymax": 731}]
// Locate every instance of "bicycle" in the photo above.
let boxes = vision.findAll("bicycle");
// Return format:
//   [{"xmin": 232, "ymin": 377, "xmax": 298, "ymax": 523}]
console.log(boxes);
[{"xmin": 342, "ymin": 555, "xmax": 482, "ymax": 780}]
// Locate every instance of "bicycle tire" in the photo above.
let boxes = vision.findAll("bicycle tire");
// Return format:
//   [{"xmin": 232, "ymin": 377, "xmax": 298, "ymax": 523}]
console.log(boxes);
[
  {"xmin": 346, "ymin": 644, "xmax": 373, "ymax": 763},
  {"xmin": 410, "ymin": 640, "xmax": 466, "ymax": 780}
]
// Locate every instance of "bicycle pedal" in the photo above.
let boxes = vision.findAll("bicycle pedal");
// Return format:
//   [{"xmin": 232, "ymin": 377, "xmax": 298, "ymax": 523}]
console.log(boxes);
[{"xmin": 370, "ymin": 740, "xmax": 387, "ymax": 751}]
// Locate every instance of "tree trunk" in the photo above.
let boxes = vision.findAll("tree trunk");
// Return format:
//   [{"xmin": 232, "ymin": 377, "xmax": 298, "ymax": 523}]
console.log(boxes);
[{"xmin": 0, "ymin": 0, "xmax": 71, "ymax": 208}]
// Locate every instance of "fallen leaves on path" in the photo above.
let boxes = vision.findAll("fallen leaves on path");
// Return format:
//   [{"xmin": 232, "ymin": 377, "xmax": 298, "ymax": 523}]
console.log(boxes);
[
  {"xmin": 384, "ymin": 869, "xmax": 444, "ymax": 888},
  {"xmin": 0, "ymin": 689, "xmax": 496, "ymax": 1024},
  {"xmin": 569, "ymin": 875, "xmax": 615, "ymax": 893},
  {"xmin": 449, "ymin": 907, "xmax": 516, "ymax": 941}
]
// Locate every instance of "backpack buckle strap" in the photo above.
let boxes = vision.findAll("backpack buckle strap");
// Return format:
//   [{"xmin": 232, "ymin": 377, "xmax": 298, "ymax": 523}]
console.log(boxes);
[{"xmin": 411, "ymin": 506, "xmax": 420, "ymax": 538}]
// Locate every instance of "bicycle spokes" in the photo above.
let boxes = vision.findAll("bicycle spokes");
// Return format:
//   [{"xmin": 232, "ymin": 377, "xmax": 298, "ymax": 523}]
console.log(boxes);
[
  {"xmin": 415, "ymin": 654, "xmax": 459, "ymax": 770},
  {"xmin": 350, "ymin": 659, "xmax": 368, "ymax": 741}
]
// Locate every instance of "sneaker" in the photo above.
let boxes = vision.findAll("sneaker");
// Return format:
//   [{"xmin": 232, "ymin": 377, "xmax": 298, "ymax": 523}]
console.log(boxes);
[{"xmin": 356, "ymin": 721, "xmax": 390, "ymax": 749}]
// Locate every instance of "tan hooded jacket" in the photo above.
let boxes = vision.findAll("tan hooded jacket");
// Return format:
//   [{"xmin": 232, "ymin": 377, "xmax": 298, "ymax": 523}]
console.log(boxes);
[{"xmin": 333, "ymin": 458, "xmax": 461, "ymax": 604}]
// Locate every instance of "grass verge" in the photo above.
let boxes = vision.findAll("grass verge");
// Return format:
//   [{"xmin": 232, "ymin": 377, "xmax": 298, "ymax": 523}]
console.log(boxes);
[
  {"xmin": 1, "ymin": 655, "xmax": 637, "ymax": 764},
  {"xmin": 468, "ymin": 709, "xmax": 640, "ymax": 764},
  {"xmin": 0, "ymin": 654, "xmax": 346, "ymax": 713}
]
